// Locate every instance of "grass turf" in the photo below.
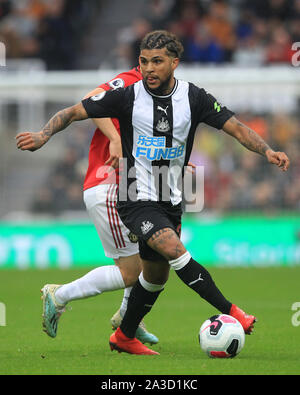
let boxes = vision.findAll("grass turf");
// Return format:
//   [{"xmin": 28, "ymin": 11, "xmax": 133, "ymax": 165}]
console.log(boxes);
[{"xmin": 0, "ymin": 267, "xmax": 300, "ymax": 375}]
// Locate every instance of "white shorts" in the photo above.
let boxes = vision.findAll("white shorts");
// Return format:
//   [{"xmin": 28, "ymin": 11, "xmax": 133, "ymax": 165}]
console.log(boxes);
[{"xmin": 83, "ymin": 184, "xmax": 139, "ymax": 259}]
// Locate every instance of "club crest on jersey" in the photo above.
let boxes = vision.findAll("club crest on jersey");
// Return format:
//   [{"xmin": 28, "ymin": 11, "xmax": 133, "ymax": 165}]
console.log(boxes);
[
  {"xmin": 141, "ymin": 221, "xmax": 154, "ymax": 235},
  {"xmin": 156, "ymin": 117, "xmax": 170, "ymax": 132}
]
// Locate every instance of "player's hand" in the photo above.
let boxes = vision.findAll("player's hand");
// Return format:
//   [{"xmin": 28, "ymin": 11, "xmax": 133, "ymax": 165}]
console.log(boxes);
[
  {"xmin": 265, "ymin": 149, "xmax": 290, "ymax": 171},
  {"xmin": 186, "ymin": 161, "xmax": 196, "ymax": 174},
  {"xmin": 105, "ymin": 138, "xmax": 122, "ymax": 169},
  {"xmin": 15, "ymin": 131, "xmax": 48, "ymax": 152}
]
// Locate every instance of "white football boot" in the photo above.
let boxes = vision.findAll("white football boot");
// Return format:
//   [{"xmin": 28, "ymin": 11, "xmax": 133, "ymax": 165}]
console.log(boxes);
[{"xmin": 41, "ymin": 284, "xmax": 66, "ymax": 338}]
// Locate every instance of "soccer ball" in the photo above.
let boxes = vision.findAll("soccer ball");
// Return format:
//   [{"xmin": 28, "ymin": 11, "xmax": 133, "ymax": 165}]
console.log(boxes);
[{"xmin": 199, "ymin": 314, "xmax": 245, "ymax": 358}]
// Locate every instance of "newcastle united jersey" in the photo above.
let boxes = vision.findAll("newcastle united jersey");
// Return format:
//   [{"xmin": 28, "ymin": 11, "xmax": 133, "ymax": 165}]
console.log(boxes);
[{"xmin": 82, "ymin": 79, "xmax": 234, "ymax": 205}]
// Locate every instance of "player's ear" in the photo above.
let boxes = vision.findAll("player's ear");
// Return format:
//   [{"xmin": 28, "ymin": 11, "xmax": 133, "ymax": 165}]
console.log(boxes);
[
  {"xmin": 138, "ymin": 55, "xmax": 144, "ymax": 69},
  {"xmin": 171, "ymin": 57, "xmax": 180, "ymax": 71}
]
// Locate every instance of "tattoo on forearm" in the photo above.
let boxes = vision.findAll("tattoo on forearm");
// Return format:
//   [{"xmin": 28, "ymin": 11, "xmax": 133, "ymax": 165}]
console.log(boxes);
[
  {"xmin": 32, "ymin": 133, "xmax": 46, "ymax": 146},
  {"xmin": 41, "ymin": 107, "xmax": 74, "ymax": 140},
  {"xmin": 228, "ymin": 117, "xmax": 271, "ymax": 156},
  {"xmin": 242, "ymin": 127, "xmax": 271, "ymax": 155}
]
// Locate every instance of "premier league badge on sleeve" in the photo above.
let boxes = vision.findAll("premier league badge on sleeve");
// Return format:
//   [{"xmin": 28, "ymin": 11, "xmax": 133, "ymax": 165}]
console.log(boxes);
[
  {"xmin": 91, "ymin": 91, "xmax": 106, "ymax": 101},
  {"xmin": 109, "ymin": 78, "xmax": 125, "ymax": 90}
]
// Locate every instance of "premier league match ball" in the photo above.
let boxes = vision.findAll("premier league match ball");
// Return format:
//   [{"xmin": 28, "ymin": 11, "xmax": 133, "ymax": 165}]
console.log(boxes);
[{"xmin": 199, "ymin": 314, "xmax": 245, "ymax": 358}]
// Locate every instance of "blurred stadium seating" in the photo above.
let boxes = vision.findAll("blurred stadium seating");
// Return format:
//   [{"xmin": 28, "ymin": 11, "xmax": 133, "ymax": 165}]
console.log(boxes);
[
  {"xmin": 0, "ymin": 0, "xmax": 300, "ymax": 220},
  {"xmin": 0, "ymin": 0, "xmax": 300, "ymax": 268}
]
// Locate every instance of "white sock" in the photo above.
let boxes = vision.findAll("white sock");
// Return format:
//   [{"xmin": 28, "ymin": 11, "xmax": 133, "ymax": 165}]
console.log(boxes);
[
  {"xmin": 119, "ymin": 287, "xmax": 132, "ymax": 318},
  {"xmin": 139, "ymin": 272, "xmax": 165, "ymax": 292},
  {"xmin": 169, "ymin": 251, "xmax": 191, "ymax": 270},
  {"xmin": 55, "ymin": 265, "xmax": 125, "ymax": 305}
]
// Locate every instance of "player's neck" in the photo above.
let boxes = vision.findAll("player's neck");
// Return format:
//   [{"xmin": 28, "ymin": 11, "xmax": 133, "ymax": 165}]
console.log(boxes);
[{"xmin": 147, "ymin": 75, "xmax": 176, "ymax": 97}]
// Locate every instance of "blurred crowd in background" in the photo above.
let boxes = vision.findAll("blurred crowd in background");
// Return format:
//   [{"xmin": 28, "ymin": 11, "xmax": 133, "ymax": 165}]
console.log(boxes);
[
  {"xmin": 1, "ymin": 0, "xmax": 300, "ymax": 69},
  {"xmin": 116, "ymin": 0, "xmax": 300, "ymax": 68},
  {"xmin": 0, "ymin": 0, "xmax": 98, "ymax": 70},
  {"xmin": 1, "ymin": 0, "xmax": 299, "ymax": 215}
]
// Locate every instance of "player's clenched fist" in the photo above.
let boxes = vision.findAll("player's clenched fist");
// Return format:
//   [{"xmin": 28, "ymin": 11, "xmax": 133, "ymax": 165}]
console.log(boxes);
[
  {"xmin": 265, "ymin": 149, "xmax": 290, "ymax": 171},
  {"xmin": 15, "ymin": 131, "xmax": 49, "ymax": 152}
]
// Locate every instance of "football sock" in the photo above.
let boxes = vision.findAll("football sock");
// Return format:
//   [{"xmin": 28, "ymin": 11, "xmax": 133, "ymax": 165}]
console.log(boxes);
[
  {"xmin": 119, "ymin": 287, "xmax": 132, "ymax": 318},
  {"xmin": 55, "ymin": 265, "xmax": 125, "ymax": 305},
  {"xmin": 119, "ymin": 273, "xmax": 164, "ymax": 338},
  {"xmin": 170, "ymin": 252, "xmax": 232, "ymax": 314}
]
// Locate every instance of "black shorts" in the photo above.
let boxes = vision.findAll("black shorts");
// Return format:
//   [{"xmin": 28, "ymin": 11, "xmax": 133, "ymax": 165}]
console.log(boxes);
[{"xmin": 117, "ymin": 200, "xmax": 182, "ymax": 262}]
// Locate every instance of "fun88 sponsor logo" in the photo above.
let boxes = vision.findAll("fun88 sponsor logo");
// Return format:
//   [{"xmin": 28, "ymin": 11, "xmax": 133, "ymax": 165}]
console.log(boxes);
[{"xmin": 136, "ymin": 135, "xmax": 185, "ymax": 161}]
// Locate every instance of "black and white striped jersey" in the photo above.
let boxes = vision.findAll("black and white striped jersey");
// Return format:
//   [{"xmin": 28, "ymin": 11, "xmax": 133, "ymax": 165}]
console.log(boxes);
[{"xmin": 82, "ymin": 79, "xmax": 234, "ymax": 205}]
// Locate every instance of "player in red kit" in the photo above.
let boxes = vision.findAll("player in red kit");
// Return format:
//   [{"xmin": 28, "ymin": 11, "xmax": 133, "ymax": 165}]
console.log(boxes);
[{"xmin": 16, "ymin": 67, "xmax": 158, "ymax": 344}]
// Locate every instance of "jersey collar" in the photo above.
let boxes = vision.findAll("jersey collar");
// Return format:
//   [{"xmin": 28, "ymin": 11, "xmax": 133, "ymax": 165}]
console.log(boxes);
[{"xmin": 143, "ymin": 78, "xmax": 178, "ymax": 99}]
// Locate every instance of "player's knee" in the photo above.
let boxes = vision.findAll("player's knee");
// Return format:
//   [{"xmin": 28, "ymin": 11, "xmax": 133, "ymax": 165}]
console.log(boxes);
[
  {"xmin": 117, "ymin": 262, "xmax": 141, "ymax": 287},
  {"xmin": 161, "ymin": 241, "xmax": 187, "ymax": 261},
  {"xmin": 115, "ymin": 254, "xmax": 142, "ymax": 286},
  {"xmin": 148, "ymin": 228, "xmax": 186, "ymax": 261}
]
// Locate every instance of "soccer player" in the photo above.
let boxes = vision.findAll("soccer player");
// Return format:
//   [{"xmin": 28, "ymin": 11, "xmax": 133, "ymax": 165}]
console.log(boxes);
[
  {"xmin": 16, "ymin": 30, "xmax": 290, "ymax": 355},
  {"xmin": 16, "ymin": 66, "xmax": 159, "ymax": 344}
]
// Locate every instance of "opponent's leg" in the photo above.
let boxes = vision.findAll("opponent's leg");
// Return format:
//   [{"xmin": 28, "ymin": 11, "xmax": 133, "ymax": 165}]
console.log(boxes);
[
  {"xmin": 42, "ymin": 252, "xmax": 159, "ymax": 340},
  {"xmin": 41, "ymin": 265, "xmax": 126, "ymax": 338},
  {"xmin": 41, "ymin": 183, "xmax": 158, "ymax": 340},
  {"xmin": 114, "ymin": 254, "xmax": 141, "ymax": 320}
]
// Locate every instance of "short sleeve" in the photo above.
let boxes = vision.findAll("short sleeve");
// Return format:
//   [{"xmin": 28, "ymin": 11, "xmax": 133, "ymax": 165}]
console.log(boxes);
[
  {"xmin": 98, "ymin": 67, "xmax": 141, "ymax": 91},
  {"xmin": 196, "ymin": 88, "xmax": 234, "ymax": 130},
  {"xmin": 82, "ymin": 88, "xmax": 124, "ymax": 119}
]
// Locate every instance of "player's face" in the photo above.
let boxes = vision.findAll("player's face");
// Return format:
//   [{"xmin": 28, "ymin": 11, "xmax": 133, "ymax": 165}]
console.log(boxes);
[{"xmin": 139, "ymin": 48, "xmax": 179, "ymax": 94}]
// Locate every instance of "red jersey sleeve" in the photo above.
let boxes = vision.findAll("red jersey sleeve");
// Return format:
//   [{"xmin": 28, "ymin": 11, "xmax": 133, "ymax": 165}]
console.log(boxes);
[
  {"xmin": 98, "ymin": 66, "xmax": 142, "ymax": 91},
  {"xmin": 83, "ymin": 67, "xmax": 142, "ymax": 191}
]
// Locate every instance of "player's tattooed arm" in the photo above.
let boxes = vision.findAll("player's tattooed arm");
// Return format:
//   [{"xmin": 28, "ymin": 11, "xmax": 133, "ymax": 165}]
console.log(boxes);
[
  {"xmin": 223, "ymin": 116, "xmax": 290, "ymax": 171},
  {"xmin": 223, "ymin": 116, "xmax": 271, "ymax": 155},
  {"xmin": 16, "ymin": 103, "xmax": 88, "ymax": 152},
  {"xmin": 42, "ymin": 103, "xmax": 88, "ymax": 139}
]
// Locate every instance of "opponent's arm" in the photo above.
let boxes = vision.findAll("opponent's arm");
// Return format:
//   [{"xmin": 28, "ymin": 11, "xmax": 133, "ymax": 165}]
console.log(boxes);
[
  {"xmin": 223, "ymin": 116, "xmax": 290, "ymax": 171},
  {"xmin": 16, "ymin": 102, "xmax": 88, "ymax": 152},
  {"xmin": 82, "ymin": 87, "xmax": 122, "ymax": 168}
]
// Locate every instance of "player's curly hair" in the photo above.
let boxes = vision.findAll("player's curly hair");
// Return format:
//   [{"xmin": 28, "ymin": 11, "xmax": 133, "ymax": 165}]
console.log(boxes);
[{"xmin": 140, "ymin": 30, "xmax": 184, "ymax": 59}]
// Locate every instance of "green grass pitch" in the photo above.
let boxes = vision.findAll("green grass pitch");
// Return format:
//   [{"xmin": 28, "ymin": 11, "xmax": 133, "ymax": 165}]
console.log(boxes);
[{"xmin": 1, "ymin": 266, "xmax": 300, "ymax": 375}]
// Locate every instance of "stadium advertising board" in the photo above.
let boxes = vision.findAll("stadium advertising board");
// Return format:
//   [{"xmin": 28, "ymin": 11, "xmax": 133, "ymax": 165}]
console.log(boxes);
[{"xmin": 0, "ymin": 217, "xmax": 299, "ymax": 268}]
